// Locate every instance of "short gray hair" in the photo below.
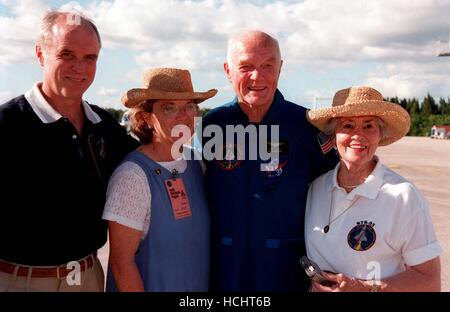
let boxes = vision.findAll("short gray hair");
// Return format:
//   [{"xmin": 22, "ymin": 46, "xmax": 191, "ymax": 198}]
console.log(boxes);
[
  {"xmin": 323, "ymin": 117, "xmax": 389, "ymax": 141},
  {"xmin": 39, "ymin": 10, "xmax": 102, "ymax": 48}
]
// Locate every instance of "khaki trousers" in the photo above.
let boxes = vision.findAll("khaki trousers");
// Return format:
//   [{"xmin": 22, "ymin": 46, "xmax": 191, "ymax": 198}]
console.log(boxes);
[{"xmin": 0, "ymin": 257, "xmax": 104, "ymax": 292}]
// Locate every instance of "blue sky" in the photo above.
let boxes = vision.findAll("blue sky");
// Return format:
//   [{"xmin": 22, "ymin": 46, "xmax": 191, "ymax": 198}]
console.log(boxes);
[{"xmin": 1, "ymin": 0, "xmax": 450, "ymax": 110}]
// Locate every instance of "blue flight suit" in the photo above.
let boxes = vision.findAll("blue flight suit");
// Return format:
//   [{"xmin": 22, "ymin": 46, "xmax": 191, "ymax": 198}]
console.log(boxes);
[{"xmin": 201, "ymin": 90, "xmax": 338, "ymax": 291}]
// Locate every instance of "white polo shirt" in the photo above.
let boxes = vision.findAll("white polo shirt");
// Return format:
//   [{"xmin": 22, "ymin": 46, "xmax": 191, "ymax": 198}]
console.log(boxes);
[
  {"xmin": 305, "ymin": 156, "xmax": 442, "ymax": 280},
  {"xmin": 24, "ymin": 82, "xmax": 101, "ymax": 124}
]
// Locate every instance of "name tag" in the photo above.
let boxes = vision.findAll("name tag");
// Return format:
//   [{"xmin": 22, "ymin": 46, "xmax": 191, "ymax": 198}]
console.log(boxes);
[{"xmin": 164, "ymin": 178, "xmax": 192, "ymax": 220}]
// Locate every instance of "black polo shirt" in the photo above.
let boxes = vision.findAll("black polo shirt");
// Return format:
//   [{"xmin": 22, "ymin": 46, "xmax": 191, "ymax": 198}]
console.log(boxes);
[{"xmin": 0, "ymin": 95, "xmax": 138, "ymax": 265}]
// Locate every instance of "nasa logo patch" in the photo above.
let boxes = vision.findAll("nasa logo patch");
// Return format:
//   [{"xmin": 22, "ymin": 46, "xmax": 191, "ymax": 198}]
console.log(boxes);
[
  {"xmin": 347, "ymin": 221, "xmax": 376, "ymax": 251},
  {"xmin": 216, "ymin": 143, "xmax": 242, "ymax": 170}
]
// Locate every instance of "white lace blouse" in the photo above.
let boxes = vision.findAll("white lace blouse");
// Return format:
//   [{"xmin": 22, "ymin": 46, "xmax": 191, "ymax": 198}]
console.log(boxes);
[{"xmin": 102, "ymin": 158, "xmax": 188, "ymax": 239}]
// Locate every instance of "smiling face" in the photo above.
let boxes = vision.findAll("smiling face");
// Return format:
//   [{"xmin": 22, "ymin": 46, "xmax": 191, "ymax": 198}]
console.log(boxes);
[
  {"xmin": 224, "ymin": 31, "xmax": 282, "ymax": 110},
  {"xmin": 37, "ymin": 16, "xmax": 100, "ymax": 103},
  {"xmin": 145, "ymin": 99, "xmax": 197, "ymax": 145},
  {"xmin": 335, "ymin": 116, "xmax": 382, "ymax": 168}
]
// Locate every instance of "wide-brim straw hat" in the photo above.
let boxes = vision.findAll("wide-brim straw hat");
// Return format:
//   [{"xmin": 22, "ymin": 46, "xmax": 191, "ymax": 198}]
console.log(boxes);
[
  {"xmin": 122, "ymin": 67, "xmax": 218, "ymax": 108},
  {"xmin": 307, "ymin": 86, "xmax": 411, "ymax": 146}
]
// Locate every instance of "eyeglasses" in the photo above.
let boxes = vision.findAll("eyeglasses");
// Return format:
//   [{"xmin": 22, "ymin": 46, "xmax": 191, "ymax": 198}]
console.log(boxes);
[{"xmin": 160, "ymin": 102, "xmax": 199, "ymax": 118}]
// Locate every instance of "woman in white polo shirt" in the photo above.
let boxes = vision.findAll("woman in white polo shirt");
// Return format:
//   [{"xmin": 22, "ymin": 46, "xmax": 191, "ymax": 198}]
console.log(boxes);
[{"xmin": 305, "ymin": 86, "xmax": 442, "ymax": 292}]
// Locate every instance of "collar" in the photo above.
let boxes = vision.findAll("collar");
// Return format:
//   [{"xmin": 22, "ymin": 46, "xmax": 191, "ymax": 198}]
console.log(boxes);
[
  {"xmin": 329, "ymin": 155, "xmax": 385, "ymax": 200},
  {"xmin": 24, "ymin": 82, "xmax": 101, "ymax": 124},
  {"xmin": 231, "ymin": 89, "xmax": 285, "ymax": 123}
]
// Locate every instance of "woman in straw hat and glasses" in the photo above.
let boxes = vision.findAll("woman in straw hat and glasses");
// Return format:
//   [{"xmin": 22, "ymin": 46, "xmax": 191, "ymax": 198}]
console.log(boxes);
[
  {"xmin": 304, "ymin": 86, "xmax": 442, "ymax": 292},
  {"xmin": 102, "ymin": 68, "xmax": 217, "ymax": 291}
]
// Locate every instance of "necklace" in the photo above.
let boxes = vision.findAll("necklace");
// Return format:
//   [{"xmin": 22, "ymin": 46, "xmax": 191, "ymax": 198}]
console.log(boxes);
[
  {"xmin": 337, "ymin": 158, "xmax": 377, "ymax": 189},
  {"xmin": 340, "ymin": 183, "xmax": 363, "ymax": 188},
  {"xmin": 323, "ymin": 189, "xmax": 361, "ymax": 234},
  {"xmin": 337, "ymin": 176, "xmax": 366, "ymax": 189}
]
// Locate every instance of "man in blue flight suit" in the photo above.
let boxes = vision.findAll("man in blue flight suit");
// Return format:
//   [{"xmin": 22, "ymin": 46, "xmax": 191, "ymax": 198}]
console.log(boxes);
[{"xmin": 201, "ymin": 30, "xmax": 338, "ymax": 291}]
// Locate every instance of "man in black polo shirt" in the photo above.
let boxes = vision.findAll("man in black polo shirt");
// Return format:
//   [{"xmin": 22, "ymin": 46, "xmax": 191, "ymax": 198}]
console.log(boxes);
[{"xmin": 0, "ymin": 10, "xmax": 137, "ymax": 291}]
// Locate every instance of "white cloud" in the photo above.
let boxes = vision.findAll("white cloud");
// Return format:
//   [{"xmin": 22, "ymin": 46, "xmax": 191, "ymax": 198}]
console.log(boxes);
[
  {"xmin": 59, "ymin": 1, "xmax": 84, "ymax": 12},
  {"xmin": 89, "ymin": 0, "xmax": 450, "ymax": 72},
  {"xmin": 123, "ymin": 69, "xmax": 142, "ymax": 85},
  {"xmin": 0, "ymin": 0, "xmax": 47, "ymax": 64},
  {"xmin": 97, "ymin": 87, "xmax": 118, "ymax": 96},
  {"xmin": 134, "ymin": 44, "xmax": 222, "ymax": 71},
  {"xmin": 302, "ymin": 89, "xmax": 334, "ymax": 109},
  {"xmin": 366, "ymin": 61, "xmax": 450, "ymax": 99},
  {"xmin": 282, "ymin": 0, "xmax": 450, "ymax": 69},
  {"xmin": 1, "ymin": 0, "xmax": 450, "ymax": 103},
  {"xmin": 97, "ymin": 98, "xmax": 119, "ymax": 110},
  {"xmin": 3, "ymin": 0, "xmax": 450, "ymax": 67}
]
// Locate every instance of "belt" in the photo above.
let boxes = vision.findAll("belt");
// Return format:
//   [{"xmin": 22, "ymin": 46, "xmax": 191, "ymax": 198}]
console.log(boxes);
[{"xmin": 0, "ymin": 254, "xmax": 96, "ymax": 278}]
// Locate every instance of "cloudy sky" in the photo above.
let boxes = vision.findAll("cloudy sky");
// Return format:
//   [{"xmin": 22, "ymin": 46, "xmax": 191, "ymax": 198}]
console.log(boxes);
[{"xmin": 1, "ymin": 0, "xmax": 450, "ymax": 110}]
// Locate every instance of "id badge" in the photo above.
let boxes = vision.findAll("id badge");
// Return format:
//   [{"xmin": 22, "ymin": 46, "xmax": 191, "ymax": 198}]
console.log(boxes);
[{"xmin": 164, "ymin": 177, "xmax": 192, "ymax": 220}]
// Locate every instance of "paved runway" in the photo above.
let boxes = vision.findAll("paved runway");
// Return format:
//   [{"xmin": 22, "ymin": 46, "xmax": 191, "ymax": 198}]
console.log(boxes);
[{"xmin": 377, "ymin": 136, "xmax": 450, "ymax": 291}]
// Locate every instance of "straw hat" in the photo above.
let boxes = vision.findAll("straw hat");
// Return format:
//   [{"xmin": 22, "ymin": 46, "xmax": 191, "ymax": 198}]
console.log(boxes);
[
  {"xmin": 307, "ymin": 86, "xmax": 411, "ymax": 146},
  {"xmin": 122, "ymin": 67, "xmax": 218, "ymax": 108}
]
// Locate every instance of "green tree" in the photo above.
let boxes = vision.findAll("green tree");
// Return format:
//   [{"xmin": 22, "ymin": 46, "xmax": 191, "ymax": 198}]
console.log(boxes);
[
  {"xmin": 429, "ymin": 114, "xmax": 450, "ymax": 127},
  {"xmin": 389, "ymin": 96, "xmax": 399, "ymax": 104},
  {"xmin": 421, "ymin": 93, "xmax": 437, "ymax": 116},
  {"xmin": 408, "ymin": 114, "xmax": 427, "ymax": 136},
  {"xmin": 407, "ymin": 98, "xmax": 420, "ymax": 115},
  {"xmin": 399, "ymin": 98, "xmax": 408, "ymax": 110},
  {"xmin": 409, "ymin": 114, "xmax": 450, "ymax": 136},
  {"xmin": 440, "ymin": 98, "xmax": 450, "ymax": 115},
  {"xmin": 438, "ymin": 98, "xmax": 447, "ymax": 115}
]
